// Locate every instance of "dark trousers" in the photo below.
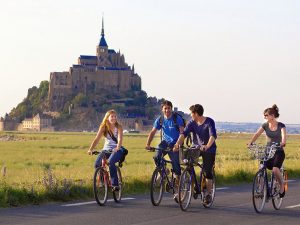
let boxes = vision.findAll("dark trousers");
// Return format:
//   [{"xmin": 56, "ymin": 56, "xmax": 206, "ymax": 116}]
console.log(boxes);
[{"xmin": 154, "ymin": 140, "xmax": 181, "ymax": 176}]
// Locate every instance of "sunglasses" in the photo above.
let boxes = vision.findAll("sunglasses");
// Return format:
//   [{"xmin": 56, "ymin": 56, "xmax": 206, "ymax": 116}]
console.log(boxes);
[{"xmin": 264, "ymin": 114, "xmax": 269, "ymax": 117}]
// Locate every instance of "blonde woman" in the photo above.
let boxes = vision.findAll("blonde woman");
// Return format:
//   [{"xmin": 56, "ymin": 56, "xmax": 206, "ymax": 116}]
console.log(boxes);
[{"xmin": 88, "ymin": 109, "xmax": 124, "ymax": 190}]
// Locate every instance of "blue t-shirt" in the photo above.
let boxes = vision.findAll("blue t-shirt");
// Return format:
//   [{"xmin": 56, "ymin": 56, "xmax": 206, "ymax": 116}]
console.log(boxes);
[
  {"xmin": 183, "ymin": 117, "xmax": 217, "ymax": 154},
  {"xmin": 154, "ymin": 114, "xmax": 184, "ymax": 145}
]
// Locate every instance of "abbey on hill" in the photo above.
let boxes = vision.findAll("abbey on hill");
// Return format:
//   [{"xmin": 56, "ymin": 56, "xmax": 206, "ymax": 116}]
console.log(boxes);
[
  {"xmin": 49, "ymin": 18, "xmax": 141, "ymax": 111},
  {"xmin": 2, "ymin": 18, "xmax": 163, "ymax": 132}
]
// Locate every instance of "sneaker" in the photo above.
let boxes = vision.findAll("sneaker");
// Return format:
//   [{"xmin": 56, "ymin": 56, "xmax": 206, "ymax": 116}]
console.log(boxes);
[
  {"xmin": 112, "ymin": 186, "xmax": 119, "ymax": 191},
  {"xmin": 279, "ymin": 189, "xmax": 285, "ymax": 198},
  {"xmin": 204, "ymin": 194, "xmax": 212, "ymax": 205},
  {"xmin": 173, "ymin": 193, "xmax": 179, "ymax": 203},
  {"xmin": 173, "ymin": 177, "xmax": 179, "ymax": 203}
]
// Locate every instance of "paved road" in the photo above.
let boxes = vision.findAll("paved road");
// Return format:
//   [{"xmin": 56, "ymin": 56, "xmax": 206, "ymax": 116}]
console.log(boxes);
[{"xmin": 0, "ymin": 180, "xmax": 299, "ymax": 225}]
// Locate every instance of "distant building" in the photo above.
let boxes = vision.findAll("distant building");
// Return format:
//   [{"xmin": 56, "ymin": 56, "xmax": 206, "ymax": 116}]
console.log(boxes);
[
  {"xmin": 48, "ymin": 17, "xmax": 141, "ymax": 111},
  {"xmin": 21, "ymin": 114, "xmax": 54, "ymax": 131},
  {"xmin": 0, "ymin": 116, "xmax": 21, "ymax": 131}
]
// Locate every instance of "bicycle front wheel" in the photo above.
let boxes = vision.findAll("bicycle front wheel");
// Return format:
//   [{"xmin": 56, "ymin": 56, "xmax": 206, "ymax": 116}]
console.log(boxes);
[
  {"xmin": 150, "ymin": 167, "xmax": 164, "ymax": 206},
  {"xmin": 252, "ymin": 169, "xmax": 267, "ymax": 213},
  {"xmin": 93, "ymin": 167, "xmax": 108, "ymax": 206},
  {"xmin": 113, "ymin": 167, "xmax": 122, "ymax": 203},
  {"xmin": 178, "ymin": 168, "xmax": 193, "ymax": 211},
  {"xmin": 272, "ymin": 171, "xmax": 283, "ymax": 210}
]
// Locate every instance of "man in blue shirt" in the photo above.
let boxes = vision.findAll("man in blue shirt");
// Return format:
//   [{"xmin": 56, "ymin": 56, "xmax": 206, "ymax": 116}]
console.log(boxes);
[
  {"xmin": 174, "ymin": 104, "xmax": 217, "ymax": 204},
  {"xmin": 146, "ymin": 100, "xmax": 184, "ymax": 181}
]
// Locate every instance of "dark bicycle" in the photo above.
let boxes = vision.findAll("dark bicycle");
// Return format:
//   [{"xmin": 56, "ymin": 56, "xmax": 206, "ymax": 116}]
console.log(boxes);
[
  {"xmin": 248, "ymin": 143, "xmax": 288, "ymax": 213},
  {"xmin": 178, "ymin": 146, "xmax": 216, "ymax": 211},
  {"xmin": 147, "ymin": 147, "xmax": 179, "ymax": 206},
  {"xmin": 92, "ymin": 150, "xmax": 122, "ymax": 206}
]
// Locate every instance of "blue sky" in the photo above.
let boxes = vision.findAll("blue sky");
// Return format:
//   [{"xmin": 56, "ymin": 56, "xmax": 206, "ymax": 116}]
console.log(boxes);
[{"xmin": 0, "ymin": 0, "xmax": 299, "ymax": 123}]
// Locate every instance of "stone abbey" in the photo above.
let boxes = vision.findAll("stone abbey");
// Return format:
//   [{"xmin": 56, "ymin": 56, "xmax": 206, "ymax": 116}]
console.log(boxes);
[{"xmin": 48, "ymin": 19, "xmax": 142, "ymax": 111}]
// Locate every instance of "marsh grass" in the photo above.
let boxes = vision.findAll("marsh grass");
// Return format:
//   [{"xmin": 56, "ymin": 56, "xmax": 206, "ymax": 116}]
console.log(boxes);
[{"xmin": 0, "ymin": 131, "xmax": 299, "ymax": 207}]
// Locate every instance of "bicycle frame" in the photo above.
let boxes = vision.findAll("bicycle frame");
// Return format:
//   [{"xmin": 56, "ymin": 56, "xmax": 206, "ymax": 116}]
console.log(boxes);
[
  {"xmin": 155, "ymin": 149, "xmax": 176, "ymax": 191},
  {"xmin": 259, "ymin": 162, "xmax": 278, "ymax": 199},
  {"xmin": 149, "ymin": 147, "xmax": 178, "ymax": 206},
  {"xmin": 185, "ymin": 159, "xmax": 205, "ymax": 196},
  {"xmin": 250, "ymin": 144, "xmax": 284, "ymax": 213},
  {"xmin": 178, "ymin": 147, "xmax": 216, "ymax": 211},
  {"xmin": 92, "ymin": 150, "xmax": 123, "ymax": 206},
  {"xmin": 101, "ymin": 156, "xmax": 112, "ymax": 187}
]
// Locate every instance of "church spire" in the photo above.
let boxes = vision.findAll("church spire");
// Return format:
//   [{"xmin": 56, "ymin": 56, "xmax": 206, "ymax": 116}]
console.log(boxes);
[
  {"xmin": 99, "ymin": 16, "xmax": 108, "ymax": 47},
  {"xmin": 101, "ymin": 16, "xmax": 105, "ymax": 37}
]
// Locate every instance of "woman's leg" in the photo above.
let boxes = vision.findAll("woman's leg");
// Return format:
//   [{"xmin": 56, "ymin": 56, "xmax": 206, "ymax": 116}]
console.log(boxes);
[
  {"xmin": 108, "ymin": 150, "xmax": 123, "ymax": 186},
  {"xmin": 272, "ymin": 151, "xmax": 285, "ymax": 194},
  {"xmin": 94, "ymin": 151, "xmax": 106, "ymax": 168}
]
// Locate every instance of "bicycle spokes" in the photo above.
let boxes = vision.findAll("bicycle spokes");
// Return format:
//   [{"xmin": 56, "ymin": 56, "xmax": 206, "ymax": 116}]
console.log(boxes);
[
  {"xmin": 150, "ymin": 168, "xmax": 164, "ymax": 206},
  {"xmin": 272, "ymin": 173, "xmax": 283, "ymax": 210},
  {"xmin": 252, "ymin": 171, "xmax": 267, "ymax": 213},
  {"xmin": 178, "ymin": 169, "xmax": 193, "ymax": 211}
]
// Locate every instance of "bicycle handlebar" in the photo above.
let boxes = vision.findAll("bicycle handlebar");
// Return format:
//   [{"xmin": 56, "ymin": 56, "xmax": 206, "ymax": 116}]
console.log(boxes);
[
  {"xmin": 180, "ymin": 145, "xmax": 202, "ymax": 152},
  {"xmin": 91, "ymin": 150, "xmax": 112, "ymax": 155},
  {"xmin": 146, "ymin": 147, "xmax": 172, "ymax": 153}
]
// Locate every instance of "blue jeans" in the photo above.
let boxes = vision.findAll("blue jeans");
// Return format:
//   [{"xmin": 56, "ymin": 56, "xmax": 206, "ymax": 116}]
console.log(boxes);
[
  {"xmin": 154, "ymin": 140, "xmax": 181, "ymax": 176},
  {"xmin": 94, "ymin": 149, "xmax": 123, "ymax": 186}
]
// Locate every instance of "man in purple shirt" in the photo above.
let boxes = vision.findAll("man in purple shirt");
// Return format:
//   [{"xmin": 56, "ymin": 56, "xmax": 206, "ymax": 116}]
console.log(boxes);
[{"xmin": 174, "ymin": 104, "xmax": 217, "ymax": 204}]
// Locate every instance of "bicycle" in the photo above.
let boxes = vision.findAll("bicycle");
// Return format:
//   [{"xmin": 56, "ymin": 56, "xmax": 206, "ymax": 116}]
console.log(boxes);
[
  {"xmin": 178, "ymin": 146, "xmax": 216, "ymax": 211},
  {"xmin": 92, "ymin": 150, "xmax": 122, "ymax": 206},
  {"xmin": 248, "ymin": 143, "xmax": 288, "ymax": 213},
  {"xmin": 147, "ymin": 147, "xmax": 179, "ymax": 206}
]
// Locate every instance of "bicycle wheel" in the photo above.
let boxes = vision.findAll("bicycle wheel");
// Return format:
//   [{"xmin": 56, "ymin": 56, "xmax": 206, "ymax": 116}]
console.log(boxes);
[
  {"xmin": 178, "ymin": 168, "xmax": 193, "ymax": 211},
  {"xmin": 272, "ymin": 171, "xmax": 283, "ymax": 210},
  {"xmin": 252, "ymin": 169, "xmax": 267, "ymax": 213},
  {"xmin": 150, "ymin": 167, "xmax": 164, "ymax": 206},
  {"xmin": 202, "ymin": 169, "xmax": 216, "ymax": 208},
  {"xmin": 113, "ymin": 167, "xmax": 122, "ymax": 203},
  {"xmin": 93, "ymin": 167, "xmax": 108, "ymax": 206}
]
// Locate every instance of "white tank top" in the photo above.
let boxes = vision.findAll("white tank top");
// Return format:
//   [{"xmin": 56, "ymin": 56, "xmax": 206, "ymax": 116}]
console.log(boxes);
[{"xmin": 102, "ymin": 127, "xmax": 118, "ymax": 151}]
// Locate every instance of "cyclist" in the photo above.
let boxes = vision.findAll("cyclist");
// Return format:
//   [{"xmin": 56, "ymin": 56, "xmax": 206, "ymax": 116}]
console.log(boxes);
[
  {"xmin": 145, "ymin": 100, "xmax": 184, "ymax": 197},
  {"xmin": 248, "ymin": 104, "xmax": 286, "ymax": 198},
  {"xmin": 88, "ymin": 109, "xmax": 124, "ymax": 191},
  {"xmin": 173, "ymin": 104, "xmax": 217, "ymax": 204}
]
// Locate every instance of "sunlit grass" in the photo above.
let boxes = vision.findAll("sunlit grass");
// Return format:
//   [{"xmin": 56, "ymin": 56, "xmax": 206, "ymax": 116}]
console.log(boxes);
[{"xmin": 0, "ymin": 131, "xmax": 299, "ymax": 206}]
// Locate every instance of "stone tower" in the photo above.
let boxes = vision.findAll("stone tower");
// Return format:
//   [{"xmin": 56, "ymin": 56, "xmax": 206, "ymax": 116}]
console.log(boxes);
[{"xmin": 48, "ymin": 18, "xmax": 142, "ymax": 111}]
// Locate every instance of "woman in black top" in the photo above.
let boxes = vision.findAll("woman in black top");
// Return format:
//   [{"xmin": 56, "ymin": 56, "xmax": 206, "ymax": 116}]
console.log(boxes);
[{"xmin": 248, "ymin": 104, "xmax": 287, "ymax": 198}]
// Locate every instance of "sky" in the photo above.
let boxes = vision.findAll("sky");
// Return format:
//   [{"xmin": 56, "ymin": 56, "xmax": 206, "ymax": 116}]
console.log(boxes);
[{"xmin": 0, "ymin": 0, "xmax": 299, "ymax": 124}]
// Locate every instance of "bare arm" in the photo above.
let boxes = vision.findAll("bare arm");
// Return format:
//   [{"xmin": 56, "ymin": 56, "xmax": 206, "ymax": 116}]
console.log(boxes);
[
  {"xmin": 146, "ymin": 127, "xmax": 157, "ymax": 149},
  {"xmin": 113, "ymin": 125, "xmax": 123, "ymax": 152},
  {"xmin": 88, "ymin": 126, "xmax": 104, "ymax": 155},
  {"xmin": 281, "ymin": 127, "xmax": 286, "ymax": 147},
  {"xmin": 202, "ymin": 136, "xmax": 216, "ymax": 151},
  {"xmin": 173, "ymin": 134, "xmax": 185, "ymax": 151},
  {"xmin": 248, "ymin": 127, "xmax": 264, "ymax": 146}
]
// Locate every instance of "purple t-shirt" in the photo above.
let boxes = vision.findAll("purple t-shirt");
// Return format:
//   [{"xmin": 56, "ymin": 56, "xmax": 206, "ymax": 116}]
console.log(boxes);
[{"xmin": 183, "ymin": 117, "xmax": 217, "ymax": 154}]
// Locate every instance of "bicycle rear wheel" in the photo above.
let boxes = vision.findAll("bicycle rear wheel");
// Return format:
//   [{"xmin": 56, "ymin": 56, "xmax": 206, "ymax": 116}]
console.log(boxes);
[
  {"xmin": 113, "ymin": 167, "xmax": 122, "ymax": 203},
  {"xmin": 202, "ymin": 169, "xmax": 216, "ymax": 208},
  {"xmin": 93, "ymin": 167, "xmax": 108, "ymax": 206},
  {"xmin": 252, "ymin": 169, "xmax": 267, "ymax": 213},
  {"xmin": 178, "ymin": 168, "xmax": 193, "ymax": 211},
  {"xmin": 272, "ymin": 171, "xmax": 283, "ymax": 210},
  {"xmin": 150, "ymin": 167, "xmax": 164, "ymax": 206}
]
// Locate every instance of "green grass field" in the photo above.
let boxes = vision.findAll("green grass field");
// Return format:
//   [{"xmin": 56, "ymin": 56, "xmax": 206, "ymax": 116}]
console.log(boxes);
[{"xmin": 0, "ymin": 131, "xmax": 299, "ymax": 207}]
